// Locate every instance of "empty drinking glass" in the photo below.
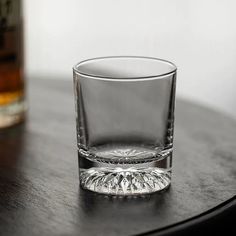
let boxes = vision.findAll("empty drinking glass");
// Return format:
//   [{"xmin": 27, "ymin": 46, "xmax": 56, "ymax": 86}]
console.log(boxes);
[{"xmin": 73, "ymin": 56, "xmax": 177, "ymax": 195}]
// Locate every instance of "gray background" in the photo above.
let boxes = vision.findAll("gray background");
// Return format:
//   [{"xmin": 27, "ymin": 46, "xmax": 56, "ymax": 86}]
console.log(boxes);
[{"xmin": 23, "ymin": 0, "xmax": 236, "ymax": 117}]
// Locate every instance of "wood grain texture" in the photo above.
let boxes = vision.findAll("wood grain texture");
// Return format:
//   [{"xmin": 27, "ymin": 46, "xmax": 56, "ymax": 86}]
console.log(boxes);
[{"xmin": 0, "ymin": 78, "xmax": 235, "ymax": 236}]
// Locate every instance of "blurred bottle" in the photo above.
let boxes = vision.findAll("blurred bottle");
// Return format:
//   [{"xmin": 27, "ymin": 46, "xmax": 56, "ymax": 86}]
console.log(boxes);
[{"xmin": 0, "ymin": 0, "xmax": 25, "ymax": 129}]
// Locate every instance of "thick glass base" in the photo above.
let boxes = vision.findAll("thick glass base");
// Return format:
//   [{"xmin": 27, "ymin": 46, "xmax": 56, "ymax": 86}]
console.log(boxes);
[
  {"xmin": 79, "ymin": 148, "xmax": 172, "ymax": 195},
  {"xmin": 0, "ymin": 99, "xmax": 26, "ymax": 128}
]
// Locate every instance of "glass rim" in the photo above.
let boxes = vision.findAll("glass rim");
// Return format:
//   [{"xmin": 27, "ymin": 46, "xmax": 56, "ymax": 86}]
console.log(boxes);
[{"xmin": 73, "ymin": 56, "xmax": 177, "ymax": 81}]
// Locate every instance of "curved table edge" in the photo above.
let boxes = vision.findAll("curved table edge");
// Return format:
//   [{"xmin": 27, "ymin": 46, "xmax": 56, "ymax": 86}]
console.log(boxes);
[{"xmin": 138, "ymin": 196, "xmax": 236, "ymax": 236}]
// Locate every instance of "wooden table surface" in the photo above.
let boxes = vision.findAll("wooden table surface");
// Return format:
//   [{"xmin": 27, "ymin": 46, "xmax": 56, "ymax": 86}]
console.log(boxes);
[{"xmin": 0, "ymin": 78, "xmax": 235, "ymax": 236}]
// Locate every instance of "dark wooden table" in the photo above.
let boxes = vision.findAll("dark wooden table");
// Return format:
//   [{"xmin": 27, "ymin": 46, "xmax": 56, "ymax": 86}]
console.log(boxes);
[{"xmin": 0, "ymin": 78, "xmax": 235, "ymax": 236}]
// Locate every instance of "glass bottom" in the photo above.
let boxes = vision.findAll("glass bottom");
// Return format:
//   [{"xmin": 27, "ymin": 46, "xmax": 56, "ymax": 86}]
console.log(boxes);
[
  {"xmin": 0, "ymin": 99, "xmax": 26, "ymax": 128},
  {"xmin": 79, "ymin": 146, "xmax": 172, "ymax": 195}
]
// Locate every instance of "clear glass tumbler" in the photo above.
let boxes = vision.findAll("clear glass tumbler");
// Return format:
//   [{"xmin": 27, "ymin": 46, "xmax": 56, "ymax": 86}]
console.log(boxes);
[{"xmin": 73, "ymin": 56, "xmax": 177, "ymax": 195}]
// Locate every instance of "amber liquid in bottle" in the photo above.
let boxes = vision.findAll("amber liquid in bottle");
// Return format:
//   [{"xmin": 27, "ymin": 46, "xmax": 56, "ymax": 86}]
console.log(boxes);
[{"xmin": 0, "ymin": 0, "xmax": 25, "ymax": 128}]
